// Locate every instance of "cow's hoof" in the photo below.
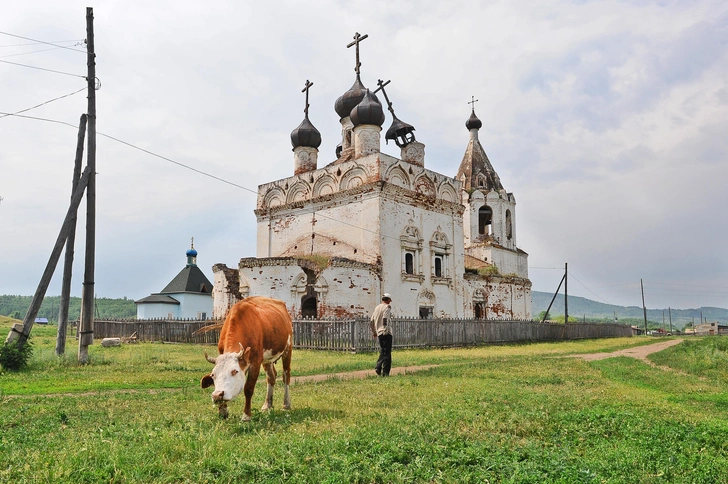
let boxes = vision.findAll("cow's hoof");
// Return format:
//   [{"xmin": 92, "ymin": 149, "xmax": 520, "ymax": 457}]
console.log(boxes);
[
  {"xmin": 218, "ymin": 404, "xmax": 229, "ymax": 419},
  {"xmin": 241, "ymin": 413, "xmax": 251, "ymax": 422},
  {"xmin": 261, "ymin": 404, "xmax": 272, "ymax": 412}
]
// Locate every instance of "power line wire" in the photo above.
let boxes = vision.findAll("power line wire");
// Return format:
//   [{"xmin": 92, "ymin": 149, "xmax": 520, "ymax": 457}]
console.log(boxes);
[
  {"xmin": 0, "ymin": 46, "xmax": 67, "ymax": 59},
  {"xmin": 0, "ymin": 87, "xmax": 87, "ymax": 120},
  {"xmin": 567, "ymin": 271, "xmax": 613, "ymax": 305},
  {"xmin": 0, "ymin": 32, "xmax": 87, "ymax": 54},
  {"xmin": 0, "ymin": 58, "xmax": 86, "ymax": 78},
  {"xmin": 95, "ymin": 131, "xmax": 258, "ymax": 195}
]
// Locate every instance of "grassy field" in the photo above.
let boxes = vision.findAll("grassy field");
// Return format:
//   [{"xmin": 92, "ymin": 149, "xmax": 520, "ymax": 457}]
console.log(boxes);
[{"xmin": 1, "ymin": 319, "xmax": 727, "ymax": 483}]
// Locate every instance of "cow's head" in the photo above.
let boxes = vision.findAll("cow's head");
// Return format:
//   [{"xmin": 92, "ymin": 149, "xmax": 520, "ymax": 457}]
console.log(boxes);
[{"xmin": 201, "ymin": 343, "xmax": 251, "ymax": 416}]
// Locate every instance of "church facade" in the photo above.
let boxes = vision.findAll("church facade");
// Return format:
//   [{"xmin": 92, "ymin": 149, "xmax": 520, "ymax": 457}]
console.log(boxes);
[{"xmin": 212, "ymin": 34, "xmax": 531, "ymax": 320}]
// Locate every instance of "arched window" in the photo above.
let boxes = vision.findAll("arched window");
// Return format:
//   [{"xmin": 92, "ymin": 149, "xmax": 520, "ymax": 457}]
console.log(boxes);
[
  {"xmin": 478, "ymin": 205, "xmax": 492, "ymax": 235},
  {"xmin": 505, "ymin": 209, "xmax": 513, "ymax": 240},
  {"xmin": 405, "ymin": 253, "xmax": 414, "ymax": 274},
  {"xmin": 434, "ymin": 257, "xmax": 442, "ymax": 277},
  {"xmin": 401, "ymin": 225, "xmax": 423, "ymax": 281}
]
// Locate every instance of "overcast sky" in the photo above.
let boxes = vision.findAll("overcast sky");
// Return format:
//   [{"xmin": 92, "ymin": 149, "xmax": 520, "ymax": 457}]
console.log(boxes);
[{"xmin": 1, "ymin": 0, "xmax": 726, "ymax": 311}]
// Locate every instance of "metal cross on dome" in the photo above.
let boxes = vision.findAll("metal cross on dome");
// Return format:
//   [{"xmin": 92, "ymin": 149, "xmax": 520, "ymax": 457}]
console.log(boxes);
[
  {"xmin": 347, "ymin": 32, "xmax": 368, "ymax": 75},
  {"xmin": 375, "ymin": 79, "xmax": 395, "ymax": 114},
  {"xmin": 301, "ymin": 80, "xmax": 313, "ymax": 117},
  {"xmin": 468, "ymin": 96, "xmax": 479, "ymax": 110}
]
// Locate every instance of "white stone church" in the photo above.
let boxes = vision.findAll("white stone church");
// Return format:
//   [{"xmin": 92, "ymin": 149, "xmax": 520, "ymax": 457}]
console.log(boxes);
[{"xmin": 212, "ymin": 35, "xmax": 531, "ymax": 320}]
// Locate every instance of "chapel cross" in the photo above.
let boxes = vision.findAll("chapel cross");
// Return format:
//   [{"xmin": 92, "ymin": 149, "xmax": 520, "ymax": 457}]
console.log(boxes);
[
  {"xmin": 347, "ymin": 32, "xmax": 369, "ymax": 75},
  {"xmin": 374, "ymin": 79, "xmax": 395, "ymax": 115},
  {"xmin": 301, "ymin": 79, "xmax": 313, "ymax": 117},
  {"xmin": 468, "ymin": 96, "xmax": 479, "ymax": 110},
  {"xmin": 191, "ymin": 237, "xmax": 194, "ymax": 249}
]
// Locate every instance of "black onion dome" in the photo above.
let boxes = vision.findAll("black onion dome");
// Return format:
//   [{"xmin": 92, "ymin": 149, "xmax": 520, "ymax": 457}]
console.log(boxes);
[
  {"xmin": 350, "ymin": 89, "xmax": 385, "ymax": 127},
  {"xmin": 466, "ymin": 109, "xmax": 482, "ymax": 130},
  {"xmin": 385, "ymin": 115, "xmax": 416, "ymax": 147},
  {"xmin": 334, "ymin": 74, "xmax": 367, "ymax": 119},
  {"xmin": 290, "ymin": 116, "xmax": 322, "ymax": 149}
]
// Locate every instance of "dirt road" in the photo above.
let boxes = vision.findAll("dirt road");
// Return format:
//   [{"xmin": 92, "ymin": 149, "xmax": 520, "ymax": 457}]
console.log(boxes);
[{"xmin": 566, "ymin": 338, "xmax": 683, "ymax": 362}]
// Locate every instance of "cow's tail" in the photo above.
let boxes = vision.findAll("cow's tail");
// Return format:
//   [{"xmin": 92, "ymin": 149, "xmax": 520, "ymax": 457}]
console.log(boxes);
[{"xmin": 192, "ymin": 323, "xmax": 224, "ymax": 335}]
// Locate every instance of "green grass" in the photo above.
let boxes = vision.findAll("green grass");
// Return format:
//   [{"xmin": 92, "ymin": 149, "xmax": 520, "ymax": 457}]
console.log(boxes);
[{"xmin": 1, "ymin": 320, "xmax": 727, "ymax": 483}]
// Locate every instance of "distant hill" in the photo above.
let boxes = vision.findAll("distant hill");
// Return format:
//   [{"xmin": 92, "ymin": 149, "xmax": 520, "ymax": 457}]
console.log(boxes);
[
  {"xmin": 532, "ymin": 291, "xmax": 728, "ymax": 328},
  {"xmin": 0, "ymin": 295, "xmax": 136, "ymax": 322}
]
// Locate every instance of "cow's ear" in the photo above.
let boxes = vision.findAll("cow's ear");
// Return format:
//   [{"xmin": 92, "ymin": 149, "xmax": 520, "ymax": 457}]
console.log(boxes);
[
  {"xmin": 201, "ymin": 374, "xmax": 214, "ymax": 388},
  {"xmin": 238, "ymin": 346, "xmax": 251, "ymax": 364}
]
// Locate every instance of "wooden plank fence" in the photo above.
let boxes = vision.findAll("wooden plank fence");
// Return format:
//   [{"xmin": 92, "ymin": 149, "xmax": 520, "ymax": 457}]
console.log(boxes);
[{"xmin": 92, "ymin": 317, "xmax": 632, "ymax": 352}]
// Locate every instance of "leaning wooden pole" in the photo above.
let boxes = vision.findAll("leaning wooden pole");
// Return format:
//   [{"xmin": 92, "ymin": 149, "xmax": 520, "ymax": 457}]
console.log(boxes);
[
  {"xmin": 641, "ymin": 278, "xmax": 648, "ymax": 335},
  {"xmin": 78, "ymin": 7, "xmax": 96, "ymax": 363},
  {"xmin": 56, "ymin": 113, "xmax": 87, "ymax": 356},
  {"xmin": 564, "ymin": 262, "xmax": 568, "ymax": 324},
  {"xmin": 7, "ymin": 167, "xmax": 92, "ymax": 347}
]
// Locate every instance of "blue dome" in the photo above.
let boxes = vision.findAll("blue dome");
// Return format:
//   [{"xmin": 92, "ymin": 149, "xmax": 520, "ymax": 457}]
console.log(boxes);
[{"xmin": 186, "ymin": 248, "xmax": 198, "ymax": 257}]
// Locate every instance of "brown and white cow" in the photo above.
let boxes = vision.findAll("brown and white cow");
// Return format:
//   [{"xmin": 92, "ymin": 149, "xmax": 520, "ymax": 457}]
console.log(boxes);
[{"xmin": 200, "ymin": 297, "xmax": 292, "ymax": 421}]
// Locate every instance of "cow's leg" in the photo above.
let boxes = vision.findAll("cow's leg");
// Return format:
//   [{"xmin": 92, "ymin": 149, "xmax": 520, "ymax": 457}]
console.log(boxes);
[
  {"xmin": 281, "ymin": 344, "xmax": 292, "ymax": 410},
  {"xmin": 242, "ymin": 364, "xmax": 260, "ymax": 422},
  {"xmin": 261, "ymin": 362, "xmax": 277, "ymax": 411}
]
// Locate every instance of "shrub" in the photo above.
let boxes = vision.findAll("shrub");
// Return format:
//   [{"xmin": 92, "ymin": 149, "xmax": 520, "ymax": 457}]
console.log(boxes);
[
  {"xmin": 477, "ymin": 265, "xmax": 499, "ymax": 276},
  {"xmin": 0, "ymin": 338, "xmax": 34, "ymax": 371}
]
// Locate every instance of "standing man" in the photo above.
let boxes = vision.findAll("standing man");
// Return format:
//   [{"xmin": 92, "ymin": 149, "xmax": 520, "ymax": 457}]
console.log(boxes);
[{"xmin": 370, "ymin": 293, "xmax": 392, "ymax": 376}]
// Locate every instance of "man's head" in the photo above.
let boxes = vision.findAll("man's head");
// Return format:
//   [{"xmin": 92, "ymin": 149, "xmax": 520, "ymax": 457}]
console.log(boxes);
[{"xmin": 382, "ymin": 293, "xmax": 392, "ymax": 304}]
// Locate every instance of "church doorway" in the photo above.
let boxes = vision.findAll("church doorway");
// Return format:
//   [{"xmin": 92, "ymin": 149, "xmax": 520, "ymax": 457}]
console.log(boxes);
[
  {"xmin": 301, "ymin": 295, "xmax": 317, "ymax": 319},
  {"xmin": 474, "ymin": 302, "xmax": 486, "ymax": 319},
  {"xmin": 419, "ymin": 306, "xmax": 433, "ymax": 319}
]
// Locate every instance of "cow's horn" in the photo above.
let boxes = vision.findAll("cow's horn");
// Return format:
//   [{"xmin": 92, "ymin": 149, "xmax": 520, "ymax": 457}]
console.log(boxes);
[
  {"xmin": 236, "ymin": 343, "xmax": 246, "ymax": 361},
  {"xmin": 204, "ymin": 352, "xmax": 217, "ymax": 364}
]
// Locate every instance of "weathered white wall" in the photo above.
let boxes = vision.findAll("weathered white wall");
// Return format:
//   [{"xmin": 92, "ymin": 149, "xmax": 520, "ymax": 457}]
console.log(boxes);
[
  {"xmin": 173, "ymin": 293, "xmax": 213, "ymax": 319},
  {"xmin": 234, "ymin": 259, "xmax": 380, "ymax": 318},
  {"xmin": 136, "ymin": 303, "xmax": 179, "ymax": 320},
  {"xmin": 136, "ymin": 293, "xmax": 212, "ymax": 320},
  {"xmin": 463, "ymin": 275, "xmax": 532, "ymax": 320}
]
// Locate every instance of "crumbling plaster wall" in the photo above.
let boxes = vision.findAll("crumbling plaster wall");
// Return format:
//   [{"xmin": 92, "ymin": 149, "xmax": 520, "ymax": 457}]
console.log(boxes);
[
  {"xmin": 463, "ymin": 274, "xmax": 532, "ymax": 320},
  {"xmin": 231, "ymin": 258, "xmax": 380, "ymax": 318}
]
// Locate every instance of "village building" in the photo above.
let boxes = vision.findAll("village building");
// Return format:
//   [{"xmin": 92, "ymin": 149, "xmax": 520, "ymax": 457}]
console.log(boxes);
[
  {"xmin": 135, "ymin": 241, "xmax": 213, "ymax": 319},
  {"xmin": 212, "ymin": 34, "xmax": 531, "ymax": 320}
]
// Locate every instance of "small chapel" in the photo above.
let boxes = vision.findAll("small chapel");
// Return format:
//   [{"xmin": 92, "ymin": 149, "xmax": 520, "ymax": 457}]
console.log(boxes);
[{"xmin": 212, "ymin": 33, "xmax": 531, "ymax": 320}]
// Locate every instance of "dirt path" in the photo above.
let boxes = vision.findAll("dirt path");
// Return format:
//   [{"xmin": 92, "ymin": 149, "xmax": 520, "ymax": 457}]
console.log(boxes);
[
  {"xmin": 566, "ymin": 338, "xmax": 683, "ymax": 362},
  {"xmin": 291, "ymin": 364, "xmax": 438, "ymax": 384}
]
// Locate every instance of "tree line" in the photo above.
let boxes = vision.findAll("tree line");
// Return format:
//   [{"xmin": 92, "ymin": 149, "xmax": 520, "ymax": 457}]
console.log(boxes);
[{"xmin": 0, "ymin": 295, "xmax": 136, "ymax": 322}]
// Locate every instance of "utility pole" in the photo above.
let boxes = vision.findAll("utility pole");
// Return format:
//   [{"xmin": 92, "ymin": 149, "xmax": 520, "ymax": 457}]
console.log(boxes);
[
  {"xmin": 668, "ymin": 307, "xmax": 673, "ymax": 334},
  {"xmin": 57, "ymin": 114, "xmax": 87, "ymax": 356},
  {"xmin": 564, "ymin": 262, "xmax": 568, "ymax": 324},
  {"xmin": 641, "ymin": 279, "xmax": 648, "ymax": 335},
  {"xmin": 78, "ymin": 7, "xmax": 96, "ymax": 363},
  {"xmin": 6, "ymin": 168, "xmax": 91, "ymax": 347}
]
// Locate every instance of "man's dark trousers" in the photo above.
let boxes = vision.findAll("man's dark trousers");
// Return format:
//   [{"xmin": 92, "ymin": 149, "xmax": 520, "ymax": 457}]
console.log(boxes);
[{"xmin": 375, "ymin": 334, "xmax": 392, "ymax": 376}]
